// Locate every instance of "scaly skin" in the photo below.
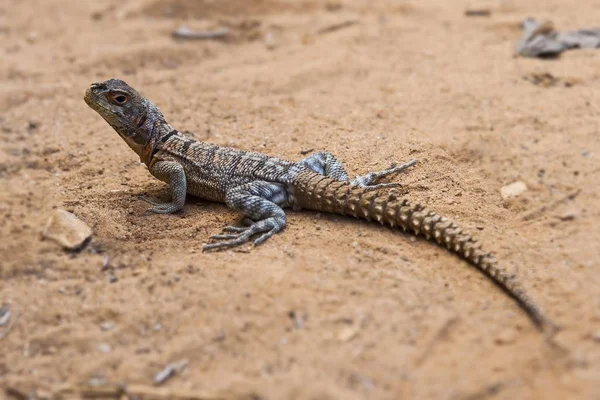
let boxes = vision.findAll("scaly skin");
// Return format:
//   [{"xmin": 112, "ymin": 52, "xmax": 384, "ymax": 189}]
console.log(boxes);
[{"xmin": 84, "ymin": 78, "xmax": 554, "ymax": 333}]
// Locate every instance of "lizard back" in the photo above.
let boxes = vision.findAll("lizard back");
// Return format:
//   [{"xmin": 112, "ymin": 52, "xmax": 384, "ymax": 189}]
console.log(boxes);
[{"xmin": 153, "ymin": 132, "xmax": 300, "ymax": 202}]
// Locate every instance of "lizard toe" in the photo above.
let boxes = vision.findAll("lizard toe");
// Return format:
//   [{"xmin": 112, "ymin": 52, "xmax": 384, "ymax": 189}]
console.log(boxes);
[
  {"xmin": 139, "ymin": 195, "xmax": 163, "ymax": 207},
  {"xmin": 253, "ymin": 230, "xmax": 277, "ymax": 246},
  {"xmin": 145, "ymin": 203, "xmax": 183, "ymax": 214},
  {"xmin": 352, "ymin": 159, "xmax": 418, "ymax": 187},
  {"xmin": 203, "ymin": 234, "xmax": 253, "ymax": 251},
  {"xmin": 223, "ymin": 225, "xmax": 250, "ymax": 233},
  {"xmin": 210, "ymin": 233, "xmax": 243, "ymax": 240}
]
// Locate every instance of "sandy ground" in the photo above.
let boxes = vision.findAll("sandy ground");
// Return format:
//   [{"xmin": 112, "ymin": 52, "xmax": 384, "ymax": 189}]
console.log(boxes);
[{"xmin": 1, "ymin": 0, "xmax": 600, "ymax": 398}]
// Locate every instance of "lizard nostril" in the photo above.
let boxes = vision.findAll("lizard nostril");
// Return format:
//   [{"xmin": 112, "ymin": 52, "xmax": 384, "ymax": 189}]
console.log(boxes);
[{"xmin": 90, "ymin": 82, "xmax": 106, "ymax": 91}]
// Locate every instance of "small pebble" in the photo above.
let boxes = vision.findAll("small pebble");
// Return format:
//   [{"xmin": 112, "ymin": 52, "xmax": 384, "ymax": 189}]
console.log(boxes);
[
  {"xmin": 264, "ymin": 32, "xmax": 277, "ymax": 50},
  {"xmin": 101, "ymin": 256, "xmax": 110, "ymax": 270},
  {"xmin": 500, "ymin": 181, "xmax": 527, "ymax": 199},
  {"xmin": 26, "ymin": 31, "xmax": 38, "ymax": 43},
  {"xmin": 42, "ymin": 210, "xmax": 92, "ymax": 250},
  {"xmin": 154, "ymin": 359, "xmax": 189, "ymax": 385},
  {"xmin": 559, "ymin": 210, "xmax": 577, "ymax": 221},
  {"xmin": 100, "ymin": 322, "xmax": 115, "ymax": 331},
  {"xmin": 494, "ymin": 328, "xmax": 517, "ymax": 345},
  {"xmin": 88, "ymin": 376, "xmax": 107, "ymax": 386},
  {"xmin": 338, "ymin": 326, "xmax": 360, "ymax": 342},
  {"xmin": 98, "ymin": 343, "xmax": 112, "ymax": 353},
  {"xmin": 0, "ymin": 305, "xmax": 10, "ymax": 326}
]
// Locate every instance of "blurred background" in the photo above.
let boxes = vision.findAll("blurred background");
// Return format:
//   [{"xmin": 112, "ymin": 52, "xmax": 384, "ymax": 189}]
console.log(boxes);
[{"xmin": 1, "ymin": 0, "xmax": 599, "ymax": 399}]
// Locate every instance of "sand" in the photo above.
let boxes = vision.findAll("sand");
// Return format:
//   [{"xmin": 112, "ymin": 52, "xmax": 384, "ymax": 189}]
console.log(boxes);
[{"xmin": 1, "ymin": 0, "xmax": 599, "ymax": 398}]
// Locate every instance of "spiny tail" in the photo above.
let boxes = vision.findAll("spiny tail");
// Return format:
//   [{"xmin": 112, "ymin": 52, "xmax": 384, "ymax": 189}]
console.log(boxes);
[{"xmin": 293, "ymin": 170, "xmax": 554, "ymax": 333}]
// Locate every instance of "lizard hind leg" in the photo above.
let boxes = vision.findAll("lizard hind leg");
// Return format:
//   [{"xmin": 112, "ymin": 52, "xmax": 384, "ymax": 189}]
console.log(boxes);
[
  {"xmin": 203, "ymin": 182, "xmax": 288, "ymax": 251},
  {"xmin": 351, "ymin": 159, "xmax": 417, "ymax": 188},
  {"xmin": 299, "ymin": 151, "xmax": 351, "ymax": 181},
  {"xmin": 299, "ymin": 151, "xmax": 417, "ymax": 190}
]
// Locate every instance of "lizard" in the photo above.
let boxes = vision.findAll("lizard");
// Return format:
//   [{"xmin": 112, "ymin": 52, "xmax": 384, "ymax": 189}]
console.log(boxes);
[{"xmin": 84, "ymin": 78, "xmax": 555, "ymax": 333}]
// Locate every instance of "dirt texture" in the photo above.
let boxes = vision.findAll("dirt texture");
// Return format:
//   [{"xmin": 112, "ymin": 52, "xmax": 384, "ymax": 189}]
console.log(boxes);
[{"xmin": 1, "ymin": 0, "xmax": 599, "ymax": 398}]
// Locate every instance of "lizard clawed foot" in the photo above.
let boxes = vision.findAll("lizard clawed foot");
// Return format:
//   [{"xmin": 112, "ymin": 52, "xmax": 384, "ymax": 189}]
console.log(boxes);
[
  {"xmin": 140, "ymin": 196, "xmax": 183, "ymax": 214},
  {"xmin": 351, "ymin": 159, "xmax": 418, "ymax": 188},
  {"xmin": 214, "ymin": 218, "xmax": 255, "ymax": 233},
  {"xmin": 203, "ymin": 219, "xmax": 282, "ymax": 251},
  {"xmin": 139, "ymin": 195, "xmax": 164, "ymax": 207},
  {"xmin": 221, "ymin": 225, "xmax": 250, "ymax": 233}
]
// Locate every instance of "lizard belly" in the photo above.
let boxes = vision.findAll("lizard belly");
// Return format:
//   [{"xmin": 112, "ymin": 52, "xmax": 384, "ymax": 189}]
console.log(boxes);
[{"xmin": 186, "ymin": 178, "xmax": 226, "ymax": 203}]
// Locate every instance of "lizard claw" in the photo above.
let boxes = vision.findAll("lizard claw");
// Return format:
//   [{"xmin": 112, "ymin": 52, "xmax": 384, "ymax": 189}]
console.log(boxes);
[
  {"xmin": 139, "ymin": 195, "xmax": 163, "ymax": 207},
  {"xmin": 140, "ymin": 195, "xmax": 184, "ymax": 214},
  {"xmin": 210, "ymin": 233, "xmax": 241, "ymax": 240},
  {"xmin": 204, "ymin": 229, "xmax": 256, "ymax": 251},
  {"xmin": 351, "ymin": 159, "xmax": 417, "ymax": 188},
  {"xmin": 203, "ymin": 218, "xmax": 282, "ymax": 251},
  {"xmin": 222, "ymin": 225, "xmax": 250, "ymax": 233},
  {"xmin": 144, "ymin": 203, "xmax": 183, "ymax": 214}
]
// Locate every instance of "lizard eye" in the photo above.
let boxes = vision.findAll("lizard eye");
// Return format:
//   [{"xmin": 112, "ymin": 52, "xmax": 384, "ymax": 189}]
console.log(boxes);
[{"xmin": 107, "ymin": 91, "xmax": 130, "ymax": 106}]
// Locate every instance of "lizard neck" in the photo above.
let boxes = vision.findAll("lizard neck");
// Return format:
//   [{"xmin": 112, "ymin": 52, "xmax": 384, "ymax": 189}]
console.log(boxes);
[{"xmin": 139, "ymin": 120, "xmax": 175, "ymax": 166}]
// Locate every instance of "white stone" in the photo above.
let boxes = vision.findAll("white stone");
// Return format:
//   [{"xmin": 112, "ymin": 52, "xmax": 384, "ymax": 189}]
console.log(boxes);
[
  {"xmin": 42, "ymin": 210, "xmax": 92, "ymax": 250},
  {"xmin": 501, "ymin": 181, "xmax": 527, "ymax": 199}
]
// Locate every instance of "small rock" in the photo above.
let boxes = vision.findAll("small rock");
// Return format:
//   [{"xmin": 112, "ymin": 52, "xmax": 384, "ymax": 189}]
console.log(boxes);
[
  {"xmin": 100, "ymin": 322, "xmax": 115, "ymax": 331},
  {"xmin": 101, "ymin": 256, "xmax": 110, "ymax": 270},
  {"xmin": 500, "ymin": 181, "xmax": 527, "ymax": 199},
  {"xmin": 288, "ymin": 310, "xmax": 304, "ymax": 329},
  {"xmin": 559, "ymin": 210, "xmax": 577, "ymax": 221},
  {"xmin": 27, "ymin": 120, "xmax": 40, "ymax": 130},
  {"xmin": 338, "ymin": 325, "xmax": 360, "ymax": 342},
  {"xmin": 154, "ymin": 359, "xmax": 189, "ymax": 385},
  {"xmin": 88, "ymin": 376, "xmax": 107, "ymax": 386},
  {"xmin": 264, "ymin": 32, "xmax": 277, "ymax": 50},
  {"xmin": 494, "ymin": 328, "xmax": 517, "ymax": 345},
  {"xmin": 42, "ymin": 210, "xmax": 92, "ymax": 250},
  {"xmin": 98, "ymin": 343, "xmax": 112, "ymax": 353},
  {"xmin": 0, "ymin": 304, "xmax": 10, "ymax": 326},
  {"xmin": 26, "ymin": 31, "xmax": 38, "ymax": 43}
]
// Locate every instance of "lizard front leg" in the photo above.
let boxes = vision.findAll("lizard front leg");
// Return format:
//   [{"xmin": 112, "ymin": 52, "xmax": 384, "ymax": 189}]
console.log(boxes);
[
  {"xmin": 203, "ymin": 181, "xmax": 288, "ymax": 251},
  {"xmin": 144, "ymin": 161, "xmax": 187, "ymax": 214},
  {"xmin": 299, "ymin": 151, "xmax": 417, "ymax": 189}
]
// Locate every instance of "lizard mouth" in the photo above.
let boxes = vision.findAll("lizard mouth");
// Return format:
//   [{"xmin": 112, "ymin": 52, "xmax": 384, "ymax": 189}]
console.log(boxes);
[
  {"xmin": 84, "ymin": 87, "xmax": 99, "ymax": 109},
  {"xmin": 84, "ymin": 86, "xmax": 114, "ymax": 115}
]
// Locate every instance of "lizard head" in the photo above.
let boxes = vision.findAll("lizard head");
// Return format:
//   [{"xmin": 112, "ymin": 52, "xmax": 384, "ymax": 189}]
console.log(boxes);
[{"xmin": 85, "ymin": 78, "xmax": 165, "ymax": 155}]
